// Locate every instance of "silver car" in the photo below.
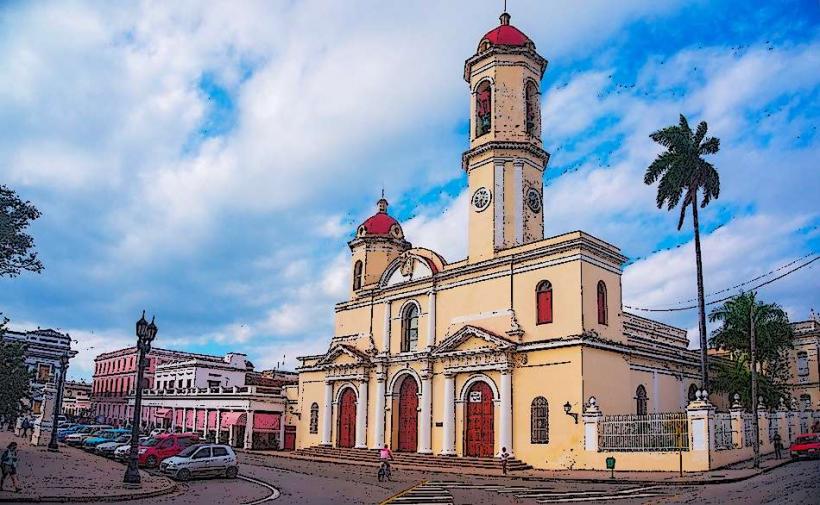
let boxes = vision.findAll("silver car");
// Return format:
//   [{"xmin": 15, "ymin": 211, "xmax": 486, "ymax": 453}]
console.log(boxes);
[{"xmin": 159, "ymin": 444, "xmax": 238, "ymax": 481}]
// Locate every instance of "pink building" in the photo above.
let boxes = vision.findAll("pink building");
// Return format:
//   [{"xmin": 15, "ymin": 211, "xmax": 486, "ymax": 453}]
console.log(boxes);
[{"xmin": 91, "ymin": 347, "xmax": 226, "ymax": 427}]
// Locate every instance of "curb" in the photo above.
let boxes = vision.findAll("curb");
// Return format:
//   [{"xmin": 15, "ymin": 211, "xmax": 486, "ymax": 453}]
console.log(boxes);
[
  {"xmin": 0, "ymin": 477, "xmax": 178, "ymax": 503},
  {"xmin": 241, "ymin": 450, "xmax": 797, "ymax": 487}
]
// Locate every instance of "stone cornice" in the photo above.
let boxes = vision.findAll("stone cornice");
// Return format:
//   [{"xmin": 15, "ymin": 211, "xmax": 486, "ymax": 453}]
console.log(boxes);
[
  {"xmin": 462, "ymin": 141, "xmax": 550, "ymax": 172},
  {"xmin": 463, "ymin": 46, "xmax": 548, "ymax": 82}
]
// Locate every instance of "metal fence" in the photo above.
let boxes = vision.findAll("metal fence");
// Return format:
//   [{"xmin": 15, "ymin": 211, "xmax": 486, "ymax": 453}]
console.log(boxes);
[
  {"xmin": 767, "ymin": 414, "xmax": 778, "ymax": 442},
  {"xmin": 599, "ymin": 412, "xmax": 689, "ymax": 452},
  {"xmin": 743, "ymin": 413, "xmax": 757, "ymax": 447},
  {"xmin": 800, "ymin": 415, "xmax": 808, "ymax": 434},
  {"xmin": 714, "ymin": 413, "xmax": 733, "ymax": 450}
]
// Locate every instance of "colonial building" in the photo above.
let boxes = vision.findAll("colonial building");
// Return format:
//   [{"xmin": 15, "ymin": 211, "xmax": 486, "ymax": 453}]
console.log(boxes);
[
  {"xmin": 294, "ymin": 12, "xmax": 712, "ymax": 470},
  {"xmin": 2, "ymin": 327, "xmax": 77, "ymax": 415},
  {"xmin": 62, "ymin": 380, "xmax": 92, "ymax": 419},
  {"xmin": 788, "ymin": 316, "xmax": 819, "ymax": 409}
]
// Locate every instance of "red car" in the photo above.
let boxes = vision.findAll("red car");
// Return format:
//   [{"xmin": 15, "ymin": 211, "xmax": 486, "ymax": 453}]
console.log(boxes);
[
  {"xmin": 137, "ymin": 433, "xmax": 200, "ymax": 467},
  {"xmin": 789, "ymin": 433, "xmax": 820, "ymax": 460}
]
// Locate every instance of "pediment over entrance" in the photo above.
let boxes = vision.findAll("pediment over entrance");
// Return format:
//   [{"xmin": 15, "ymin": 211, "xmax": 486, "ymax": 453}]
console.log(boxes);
[
  {"xmin": 432, "ymin": 325, "xmax": 517, "ymax": 356},
  {"xmin": 316, "ymin": 344, "xmax": 373, "ymax": 367}
]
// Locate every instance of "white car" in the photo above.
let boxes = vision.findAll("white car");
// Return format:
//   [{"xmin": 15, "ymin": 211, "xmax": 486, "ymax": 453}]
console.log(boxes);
[
  {"xmin": 113, "ymin": 436, "xmax": 150, "ymax": 461},
  {"xmin": 160, "ymin": 444, "xmax": 238, "ymax": 481},
  {"xmin": 65, "ymin": 426, "xmax": 112, "ymax": 446},
  {"xmin": 149, "ymin": 428, "xmax": 166, "ymax": 437},
  {"xmin": 95, "ymin": 434, "xmax": 132, "ymax": 457}
]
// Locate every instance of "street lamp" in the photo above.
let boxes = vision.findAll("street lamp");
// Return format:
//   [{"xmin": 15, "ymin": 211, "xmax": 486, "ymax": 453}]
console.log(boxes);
[
  {"xmin": 47, "ymin": 353, "xmax": 70, "ymax": 451},
  {"xmin": 563, "ymin": 401, "xmax": 578, "ymax": 424},
  {"xmin": 123, "ymin": 311, "xmax": 158, "ymax": 487}
]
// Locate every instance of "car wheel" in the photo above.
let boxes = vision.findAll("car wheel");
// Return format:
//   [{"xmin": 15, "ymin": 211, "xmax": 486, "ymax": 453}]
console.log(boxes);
[
  {"xmin": 176, "ymin": 469, "xmax": 192, "ymax": 482},
  {"xmin": 225, "ymin": 466, "xmax": 238, "ymax": 479},
  {"xmin": 146, "ymin": 456, "xmax": 158, "ymax": 468}
]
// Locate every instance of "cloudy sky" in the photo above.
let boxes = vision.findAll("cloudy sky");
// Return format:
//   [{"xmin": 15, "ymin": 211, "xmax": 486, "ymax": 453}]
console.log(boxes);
[{"xmin": 1, "ymin": 0, "xmax": 818, "ymax": 382}]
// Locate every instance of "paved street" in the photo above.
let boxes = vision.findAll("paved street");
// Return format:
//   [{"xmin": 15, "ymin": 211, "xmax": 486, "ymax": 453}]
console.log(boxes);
[{"xmin": 94, "ymin": 452, "xmax": 819, "ymax": 505}]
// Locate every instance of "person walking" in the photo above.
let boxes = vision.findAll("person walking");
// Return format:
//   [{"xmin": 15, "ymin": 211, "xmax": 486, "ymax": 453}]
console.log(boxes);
[
  {"xmin": 20, "ymin": 418, "xmax": 29, "ymax": 439},
  {"xmin": 773, "ymin": 432, "xmax": 783, "ymax": 459},
  {"xmin": 500, "ymin": 447, "xmax": 510, "ymax": 475},
  {"xmin": 1, "ymin": 442, "xmax": 21, "ymax": 492}
]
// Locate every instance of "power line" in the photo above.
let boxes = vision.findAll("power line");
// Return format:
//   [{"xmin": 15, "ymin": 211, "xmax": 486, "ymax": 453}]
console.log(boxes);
[{"xmin": 624, "ymin": 254, "xmax": 819, "ymax": 313}]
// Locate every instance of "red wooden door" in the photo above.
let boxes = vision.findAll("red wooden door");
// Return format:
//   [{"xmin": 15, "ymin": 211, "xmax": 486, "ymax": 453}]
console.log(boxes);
[
  {"xmin": 397, "ymin": 379, "xmax": 418, "ymax": 452},
  {"xmin": 283, "ymin": 425, "xmax": 296, "ymax": 450},
  {"xmin": 465, "ymin": 381, "xmax": 494, "ymax": 457},
  {"xmin": 337, "ymin": 388, "xmax": 356, "ymax": 448}
]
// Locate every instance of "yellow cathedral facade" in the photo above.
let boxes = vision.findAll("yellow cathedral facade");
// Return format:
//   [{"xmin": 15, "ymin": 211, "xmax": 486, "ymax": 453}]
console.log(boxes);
[{"xmin": 294, "ymin": 12, "xmax": 709, "ymax": 470}]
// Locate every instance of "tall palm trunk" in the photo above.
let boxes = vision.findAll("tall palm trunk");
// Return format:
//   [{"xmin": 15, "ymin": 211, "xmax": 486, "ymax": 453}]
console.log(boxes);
[
  {"xmin": 750, "ymin": 300, "xmax": 760, "ymax": 468},
  {"xmin": 691, "ymin": 188, "xmax": 709, "ymax": 389}
]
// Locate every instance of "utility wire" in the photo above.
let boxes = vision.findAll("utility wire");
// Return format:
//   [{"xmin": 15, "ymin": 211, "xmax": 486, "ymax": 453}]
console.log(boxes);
[{"xmin": 624, "ymin": 254, "xmax": 819, "ymax": 313}]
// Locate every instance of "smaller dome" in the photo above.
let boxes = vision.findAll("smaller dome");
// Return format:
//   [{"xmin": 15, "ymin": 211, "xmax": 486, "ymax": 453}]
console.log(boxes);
[
  {"xmin": 478, "ymin": 12, "xmax": 532, "ymax": 51},
  {"xmin": 356, "ymin": 198, "xmax": 404, "ymax": 239}
]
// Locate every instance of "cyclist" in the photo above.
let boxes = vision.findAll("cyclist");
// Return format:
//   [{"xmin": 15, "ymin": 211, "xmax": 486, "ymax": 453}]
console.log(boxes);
[{"xmin": 378, "ymin": 444, "xmax": 394, "ymax": 481}]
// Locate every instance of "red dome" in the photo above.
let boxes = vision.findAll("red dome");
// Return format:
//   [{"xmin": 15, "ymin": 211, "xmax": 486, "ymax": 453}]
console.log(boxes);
[
  {"xmin": 481, "ymin": 24, "xmax": 530, "ymax": 47},
  {"xmin": 356, "ymin": 198, "xmax": 404, "ymax": 239}
]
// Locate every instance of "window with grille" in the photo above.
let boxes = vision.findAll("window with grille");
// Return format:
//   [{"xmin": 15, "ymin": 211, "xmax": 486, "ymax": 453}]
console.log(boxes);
[
  {"xmin": 797, "ymin": 351, "xmax": 809, "ymax": 376},
  {"xmin": 531, "ymin": 397, "xmax": 549, "ymax": 444},
  {"xmin": 309, "ymin": 403, "xmax": 319, "ymax": 434}
]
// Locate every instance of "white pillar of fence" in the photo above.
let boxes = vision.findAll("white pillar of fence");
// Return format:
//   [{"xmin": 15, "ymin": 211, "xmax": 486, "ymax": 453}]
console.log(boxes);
[
  {"xmin": 774, "ymin": 400, "xmax": 788, "ymax": 447},
  {"xmin": 786, "ymin": 409, "xmax": 797, "ymax": 443},
  {"xmin": 729, "ymin": 395, "xmax": 744, "ymax": 449},
  {"xmin": 686, "ymin": 390, "xmax": 715, "ymax": 456},
  {"xmin": 582, "ymin": 397, "xmax": 602, "ymax": 452},
  {"xmin": 756, "ymin": 398, "xmax": 770, "ymax": 452}
]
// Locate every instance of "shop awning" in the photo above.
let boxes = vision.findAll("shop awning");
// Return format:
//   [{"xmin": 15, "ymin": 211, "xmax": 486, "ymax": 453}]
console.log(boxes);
[
  {"xmin": 154, "ymin": 408, "xmax": 172, "ymax": 419},
  {"xmin": 253, "ymin": 413, "xmax": 281, "ymax": 433},
  {"xmin": 207, "ymin": 411, "xmax": 218, "ymax": 430},
  {"xmin": 220, "ymin": 412, "xmax": 247, "ymax": 427}
]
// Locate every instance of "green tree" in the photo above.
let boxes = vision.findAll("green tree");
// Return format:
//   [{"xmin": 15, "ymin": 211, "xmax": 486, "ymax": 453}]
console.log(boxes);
[
  {"xmin": 0, "ymin": 184, "xmax": 44, "ymax": 278},
  {"xmin": 708, "ymin": 291, "xmax": 794, "ymax": 407},
  {"xmin": 644, "ymin": 114, "xmax": 720, "ymax": 388},
  {"xmin": 0, "ymin": 318, "xmax": 33, "ymax": 423}
]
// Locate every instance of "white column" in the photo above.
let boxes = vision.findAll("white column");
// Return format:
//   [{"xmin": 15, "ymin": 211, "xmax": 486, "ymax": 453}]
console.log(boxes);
[
  {"xmin": 278, "ymin": 411, "xmax": 286, "ymax": 450},
  {"xmin": 244, "ymin": 410, "xmax": 255, "ymax": 450},
  {"xmin": 441, "ymin": 373, "xmax": 456, "ymax": 455},
  {"xmin": 513, "ymin": 159, "xmax": 523, "ymax": 245},
  {"xmin": 494, "ymin": 160, "xmax": 505, "ymax": 248},
  {"xmin": 372, "ymin": 374, "xmax": 387, "ymax": 449},
  {"xmin": 171, "ymin": 408, "xmax": 177, "ymax": 431},
  {"xmin": 582, "ymin": 397, "xmax": 603, "ymax": 451},
  {"xmin": 228, "ymin": 413, "xmax": 235, "ymax": 447},
  {"xmin": 192, "ymin": 408, "xmax": 197, "ymax": 433},
  {"xmin": 382, "ymin": 301, "xmax": 392, "ymax": 353},
  {"xmin": 181, "ymin": 408, "xmax": 187, "ymax": 432},
  {"xmin": 203, "ymin": 409, "xmax": 209, "ymax": 437},
  {"xmin": 419, "ymin": 374, "xmax": 433, "ymax": 454},
  {"xmin": 321, "ymin": 382, "xmax": 333, "ymax": 446},
  {"xmin": 426, "ymin": 291, "xmax": 437, "ymax": 348},
  {"xmin": 498, "ymin": 370, "xmax": 513, "ymax": 456},
  {"xmin": 355, "ymin": 381, "xmax": 369, "ymax": 448},
  {"xmin": 216, "ymin": 410, "xmax": 222, "ymax": 443}
]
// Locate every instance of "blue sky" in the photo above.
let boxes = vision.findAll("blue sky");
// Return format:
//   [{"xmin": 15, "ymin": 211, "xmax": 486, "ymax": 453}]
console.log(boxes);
[{"xmin": 1, "ymin": 0, "xmax": 818, "ymax": 381}]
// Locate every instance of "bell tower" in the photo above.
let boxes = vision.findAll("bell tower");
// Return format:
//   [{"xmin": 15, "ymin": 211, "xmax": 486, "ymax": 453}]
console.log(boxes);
[{"xmin": 464, "ymin": 11, "xmax": 550, "ymax": 263}]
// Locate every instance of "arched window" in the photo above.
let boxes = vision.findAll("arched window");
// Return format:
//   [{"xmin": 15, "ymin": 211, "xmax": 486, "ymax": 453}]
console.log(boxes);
[
  {"xmin": 525, "ymin": 80, "xmax": 540, "ymax": 137},
  {"xmin": 536, "ymin": 281, "xmax": 553, "ymax": 325},
  {"xmin": 636, "ymin": 385, "xmax": 648, "ymax": 415},
  {"xmin": 531, "ymin": 397, "xmax": 549, "ymax": 444},
  {"xmin": 309, "ymin": 402, "xmax": 319, "ymax": 434},
  {"xmin": 352, "ymin": 260, "xmax": 363, "ymax": 291},
  {"xmin": 796, "ymin": 351, "xmax": 809, "ymax": 376},
  {"xmin": 687, "ymin": 384, "xmax": 698, "ymax": 402},
  {"xmin": 401, "ymin": 303, "xmax": 419, "ymax": 352},
  {"xmin": 597, "ymin": 281, "xmax": 608, "ymax": 325},
  {"xmin": 475, "ymin": 80, "xmax": 492, "ymax": 137}
]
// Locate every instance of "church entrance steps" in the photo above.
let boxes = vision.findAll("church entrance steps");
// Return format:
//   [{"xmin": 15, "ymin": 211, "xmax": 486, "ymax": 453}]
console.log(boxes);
[{"xmin": 293, "ymin": 445, "xmax": 532, "ymax": 472}]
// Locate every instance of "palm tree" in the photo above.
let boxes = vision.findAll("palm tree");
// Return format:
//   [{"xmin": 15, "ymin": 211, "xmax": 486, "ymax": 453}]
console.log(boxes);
[
  {"xmin": 708, "ymin": 291, "xmax": 793, "ymax": 468},
  {"xmin": 644, "ymin": 114, "xmax": 720, "ymax": 389}
]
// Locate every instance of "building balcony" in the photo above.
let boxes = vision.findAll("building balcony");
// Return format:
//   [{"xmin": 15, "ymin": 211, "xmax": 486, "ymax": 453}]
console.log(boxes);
[{"xmin": 139, "ymin": 385, "xmax": 282, "ymax": 398}]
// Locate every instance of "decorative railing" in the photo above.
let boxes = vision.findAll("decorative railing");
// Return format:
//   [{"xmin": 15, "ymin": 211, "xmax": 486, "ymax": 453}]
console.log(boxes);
[
  {"xmin": 140, "ymin": 385, "xmax": 282, "ymax": 397},
  {"xmin": 714, "ymin": 413, "xmax": 733, "ymax": 450},
  {"xmin": 743, "ymin": 413, "xmax": 756, "ymax": 447},
  {"xmin": 799, "ymin": 415, "xmax": 808, "ymax": 434},
  {"xmin": 598, "ymin": 412, "xmax": 689, "ymax": 452},
  {"xmin": 768, "ymin": 413, "xmax": 778, "ymax": 442}
]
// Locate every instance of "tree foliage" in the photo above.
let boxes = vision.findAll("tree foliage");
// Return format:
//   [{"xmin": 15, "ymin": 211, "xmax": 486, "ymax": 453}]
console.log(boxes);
[
  {"xmin": 708, "ymin": 291, "xmax": 794, "ymax": 408},
  {"xmin": 0, "ymin": 184, "xmax": 44, "ymax": 278},
  {"xmin": 644, "ymin": 114, "xmax": 721, "ymax": 230},
  {"xmin": 0, "ymin": 318, "xmax": 33, "ymax": 421}
]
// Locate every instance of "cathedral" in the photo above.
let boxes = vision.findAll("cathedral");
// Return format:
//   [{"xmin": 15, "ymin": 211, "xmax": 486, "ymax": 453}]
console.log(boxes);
[{"xmin": 294, "ymin": 12, "xmax": 706, "ymax": 469}]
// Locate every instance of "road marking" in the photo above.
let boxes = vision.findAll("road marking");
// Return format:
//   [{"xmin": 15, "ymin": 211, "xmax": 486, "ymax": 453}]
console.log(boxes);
[
  {"xmin": 240, "ymin": 474, "xmax": 282, "ymax": 504},
  {"xmin": 381, "ymin": 480, "xmax": 454, "ymax": 505},
  {"xmin": 522, "ymin": 485, "xmax": 661, "ymax": 499},
  {"xmin": 536, "ymin": 492, "xmax": 663, "ymax": 503}
]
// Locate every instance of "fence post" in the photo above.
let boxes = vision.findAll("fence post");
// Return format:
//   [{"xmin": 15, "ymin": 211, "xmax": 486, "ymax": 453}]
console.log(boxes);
[
  {"xmin": 756, "ymin": 397, "xmax": 770, "ymax": 452},
  {"xmin": 686, "ymin": 389, "xmax": 715, "ymax": 471},
  {"xmin": 582, "ymin": 396, "xmax": 602, "ymax": 452},
  {"xmin": 729, "ymin": 394, "xmax": 744, "ymax": 449},
  {"xmin": 775, "ymin": 398, "xmax": 788, "ymax": 448}
]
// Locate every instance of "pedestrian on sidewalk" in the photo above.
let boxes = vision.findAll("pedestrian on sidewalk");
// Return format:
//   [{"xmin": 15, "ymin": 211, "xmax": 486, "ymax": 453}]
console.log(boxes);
[
  {"xmin": 1, "ymin": 442, "xmax": 21, "ymax": 493},
  {"xmin": 500, "ymin": 447, "xmax": 510, "ymax": 475},
  {"xmin": 20, "ymin": 419, "xmax": 30, "ymax": 439},
  {"xmin": 773, "ymin": 432, "xmax": 783, "ymax": 459}
]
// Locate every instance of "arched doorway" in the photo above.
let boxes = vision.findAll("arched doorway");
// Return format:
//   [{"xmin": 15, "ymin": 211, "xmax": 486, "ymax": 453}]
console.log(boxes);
[
  {"xmin": 465, "ymin": 381, "xmax": 494, "ymax": 457},
  {"xmin": 397, "ymin": 378, "xmax": 419, "ymax": 452},
  {"xmin": 337, "ymin": 388, "xmax": 356, "ymax": 448}
]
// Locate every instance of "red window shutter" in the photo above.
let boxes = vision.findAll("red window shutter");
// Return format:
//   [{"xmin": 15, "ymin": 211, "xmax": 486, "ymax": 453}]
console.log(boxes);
[
  {"xmin": 597, "ymin": 288, "xmax": 607, "ymax": 325},
  {"xmin": 537, "ymin": 290, "xmax": 553, "ymax": 324}
]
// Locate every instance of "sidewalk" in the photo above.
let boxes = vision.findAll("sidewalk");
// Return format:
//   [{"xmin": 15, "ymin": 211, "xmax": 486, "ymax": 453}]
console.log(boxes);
[
  {"xmin": 246, "ymin": 448, "xmax": 795, "ymax": 486},
  {"xmin": 0, "ymin": 431, "xmax": 176, "ymax": 502}
]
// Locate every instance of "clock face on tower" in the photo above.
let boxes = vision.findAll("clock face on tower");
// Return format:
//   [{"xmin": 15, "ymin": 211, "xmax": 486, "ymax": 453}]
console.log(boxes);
[
  {"xmin": 472, "ymin": 187, "xmax": 492, "ymax": 212},
  {"xmin": 526, "ymin": 188, "xmax": 542, "ymax": 213}
]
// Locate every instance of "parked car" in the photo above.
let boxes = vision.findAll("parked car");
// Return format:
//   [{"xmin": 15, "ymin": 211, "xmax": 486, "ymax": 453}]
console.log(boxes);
[
  {"xmin": 82, "ymin": 428, "xmax": 131, "ymax": 450},
  {"xmin": 160, "ymin": 444, "xmax": 238, "ymax": 481},
  {"xmin": 790, "ymin": 433, "xmax": 820, "ymax": 459},
  {"xmin": 57, "ymin": 424, "xmax": 85, "ymax": 442},
  {"xmin": 137, "ymin": 433, "xmax": 200, "ymax": 468},
  {"xmin": 95, "ymin": 434, "xmax": 133, "ymax": 457},
  {"xmin": 65, "ymin": 425, "xmax": 113, "ymax": 446},
  {"xmin": 149, "ymin": 428, "xmax": 166, "ymax": 437}
]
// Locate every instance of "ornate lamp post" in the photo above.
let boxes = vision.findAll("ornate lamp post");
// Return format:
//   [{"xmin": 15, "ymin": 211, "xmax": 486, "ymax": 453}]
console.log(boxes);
[
  {"xmin": 47, "ymin": 353, "xmax": 70, "ymax": 451},
  {"xmin": 123, "ymin": 311, "xmax": 158, "ymax": 487}
]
